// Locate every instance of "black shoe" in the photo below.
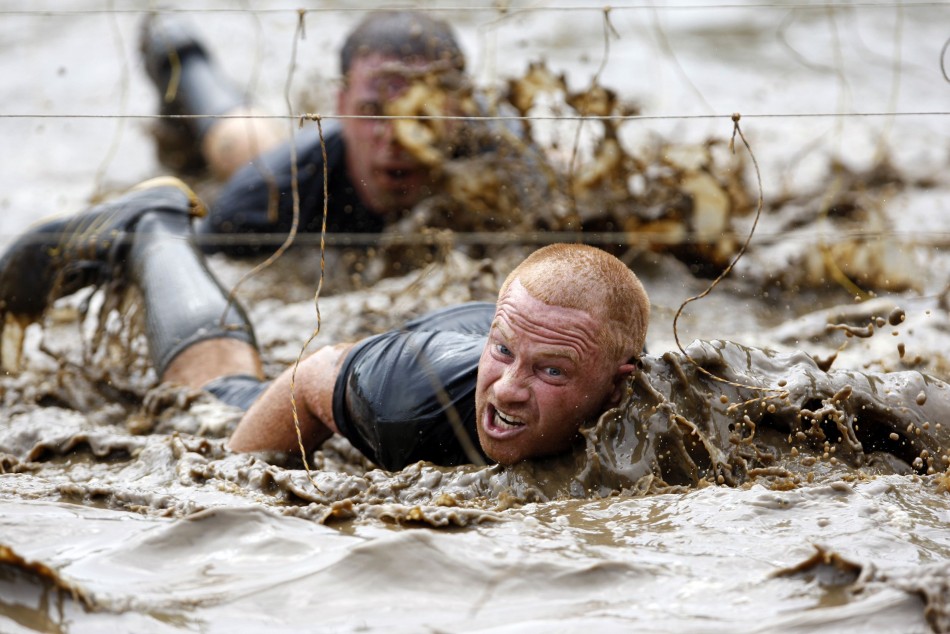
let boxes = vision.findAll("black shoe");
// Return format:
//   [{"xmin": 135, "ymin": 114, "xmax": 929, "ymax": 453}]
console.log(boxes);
[
  {"xmin": 139, "ymin": 13, "xmax": 212, "ymax": 171},
  {"xmin": 0, "ymin": 177, "xmax": 206, "ymax": 325},
  {"xmin": 139, "ymin": 13, "xmax": 245, "ymax": 145},
  {"xmin": 140, "ymin": 13, "xmax": 209, "ymax": 98}
]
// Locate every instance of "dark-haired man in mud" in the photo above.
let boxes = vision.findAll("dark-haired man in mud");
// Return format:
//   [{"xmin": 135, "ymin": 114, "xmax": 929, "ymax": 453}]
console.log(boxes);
[
  {"xmin": 141, "ymin": 10, "xmax": 475, "ymax": 256},
  {"xmin": 0, "ymin": 179, "xmax": 649, "ymax": 469}
]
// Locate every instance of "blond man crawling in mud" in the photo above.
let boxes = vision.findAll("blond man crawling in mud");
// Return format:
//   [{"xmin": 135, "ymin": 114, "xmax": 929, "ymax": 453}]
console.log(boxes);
[{"xmin": 0, "ymin": 179, "xmax": 649, "ymax": 469}]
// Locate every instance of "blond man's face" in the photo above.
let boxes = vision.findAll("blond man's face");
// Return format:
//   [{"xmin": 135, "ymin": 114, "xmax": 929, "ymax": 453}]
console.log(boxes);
[{"xmin": 474, "ymin": 280, "xmax": 631, "ymax": 465}]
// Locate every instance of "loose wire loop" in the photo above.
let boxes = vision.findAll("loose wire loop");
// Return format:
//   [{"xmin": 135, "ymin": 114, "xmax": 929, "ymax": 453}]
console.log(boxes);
[
  {"xmin": 288, "ymin": 113, "xmax": 329, "ymax": 491},
  {"xmin": 671, "ymin": 113, "xmax": 790, "ymax": 404},
  {"xmin": 276, "ymin": 11, "xmax": 331, "ymax": 492}
]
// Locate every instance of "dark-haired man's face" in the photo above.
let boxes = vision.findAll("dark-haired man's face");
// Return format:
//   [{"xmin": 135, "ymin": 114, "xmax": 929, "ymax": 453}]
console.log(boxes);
[{"xmin": 338, "ymin": 54, "xmax": 437, "ymax": 216}]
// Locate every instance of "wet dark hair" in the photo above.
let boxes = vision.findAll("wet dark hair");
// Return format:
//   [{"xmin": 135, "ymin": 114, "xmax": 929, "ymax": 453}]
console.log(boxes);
[{"xmin": 339, "ymin": 10, "xmax": 465, "ymax": 76}]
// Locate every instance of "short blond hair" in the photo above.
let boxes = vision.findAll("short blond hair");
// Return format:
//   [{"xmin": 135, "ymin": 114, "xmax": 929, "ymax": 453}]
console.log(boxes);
[{"xmin": 499, "ymin": 244, "xmax": 650, "ymax": 363}]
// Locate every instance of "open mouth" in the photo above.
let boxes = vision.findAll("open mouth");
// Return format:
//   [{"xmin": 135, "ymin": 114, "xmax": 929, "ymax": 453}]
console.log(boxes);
[
  {"xmin": 483, "ymin": 404, "xmax": 526, "ymax": 439},
  {"xmin": 376, "ymin": 167, "xmax": 425, "ymax": 194},
  {"xmin": 380, "ymin": 165, "xmax": 419, "ymax": 181},
  {"xmin": 495, "ymin": 408, "xmax": 524, "ymax": 429}
]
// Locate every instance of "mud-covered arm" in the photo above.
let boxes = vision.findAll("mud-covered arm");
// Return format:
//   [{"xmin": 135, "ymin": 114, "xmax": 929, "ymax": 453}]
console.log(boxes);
[{"xmin": 227, "ymin": 343, "xmax": 354, "ymax": 454}]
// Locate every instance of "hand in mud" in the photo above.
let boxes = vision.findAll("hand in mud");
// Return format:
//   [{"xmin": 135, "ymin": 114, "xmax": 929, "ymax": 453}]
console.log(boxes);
[
  {"xmin": 128, "ymin": 382, "xmax": 209, "ymax": 435},
  {"xmin": 142, "ymin": 382, "xmax": 207, "ymax": 416}
]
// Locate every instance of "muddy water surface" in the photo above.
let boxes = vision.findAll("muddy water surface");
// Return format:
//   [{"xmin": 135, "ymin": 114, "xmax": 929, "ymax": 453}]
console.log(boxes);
[{"xmin": 2, "ymin": 1, "xmax": 950, "ymax": 633}]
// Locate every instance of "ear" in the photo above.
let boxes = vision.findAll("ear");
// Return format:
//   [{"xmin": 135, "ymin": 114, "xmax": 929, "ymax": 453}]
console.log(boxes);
[{"xmin": 606, "ymin": 362, "xmax": 636, "ymax": 406}]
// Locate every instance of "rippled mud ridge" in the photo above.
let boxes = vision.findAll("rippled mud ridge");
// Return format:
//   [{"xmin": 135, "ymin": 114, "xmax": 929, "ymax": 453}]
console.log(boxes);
[{"xmin": 3, "ymin": 337, "xmax": 949, "ymax": 530}]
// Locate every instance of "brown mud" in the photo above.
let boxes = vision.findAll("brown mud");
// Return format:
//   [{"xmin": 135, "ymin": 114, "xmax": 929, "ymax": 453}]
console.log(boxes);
[{"xmin": 2, "ymin": 2, "xmax": 950, "ymax": 633}]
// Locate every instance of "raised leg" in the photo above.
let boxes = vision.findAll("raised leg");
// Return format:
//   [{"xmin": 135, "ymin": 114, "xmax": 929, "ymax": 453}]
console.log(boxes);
[
  {"xmin": 140, "ymin": 14, "xmax": 283, "ymax": 179},
  {"xmin": 0, "ymin": 177, "xmax": 262, "ymax": 386}
]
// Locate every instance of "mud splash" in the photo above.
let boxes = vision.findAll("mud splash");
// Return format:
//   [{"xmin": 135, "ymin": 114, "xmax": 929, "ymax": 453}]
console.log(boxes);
[
  {"xmin": 588, "ymin": 340, "xmax": 950, "ymax": 494},
  {"xmin": 4, "ymin": 316, "xmax": 950, "ymax": 528}
]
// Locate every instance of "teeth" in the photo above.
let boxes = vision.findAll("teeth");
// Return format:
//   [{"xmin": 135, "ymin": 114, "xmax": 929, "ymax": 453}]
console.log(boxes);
[{"xmin": 495, "ymin": 408, "xmax": 524, "ymax": 429}]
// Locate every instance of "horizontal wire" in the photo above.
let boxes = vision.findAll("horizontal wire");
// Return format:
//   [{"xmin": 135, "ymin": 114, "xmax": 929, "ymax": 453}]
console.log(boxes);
[
  {"xmin": 9, "ymin": 230, "xmax": 950, "ymax": 248},
  {"xmin": 1, "ymin": 111, "xmax": 947, "ymax": 122},
  {"xmin": 1, "ymin": 2, "xmax": 946, "ymax": 16},
  {"xmin": 3, "ymin": 7, "xmax": 943, "ymax": 252}
]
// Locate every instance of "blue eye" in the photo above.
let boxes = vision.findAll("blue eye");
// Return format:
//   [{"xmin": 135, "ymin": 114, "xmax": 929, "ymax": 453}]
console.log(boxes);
[
  {"xmin": 545, "ymin": 367, "xmax": 563, "ymax": 377},
  {"xmin": 496, "ymin": 343, "xmax": 512, "ymax": 356}
]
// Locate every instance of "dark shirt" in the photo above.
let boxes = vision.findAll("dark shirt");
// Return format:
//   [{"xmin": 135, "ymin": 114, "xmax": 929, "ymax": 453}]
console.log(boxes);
[
  {"xmin": 197, "ymin": 123, "xmax": 385, "ymax": 255},
  {"xmin": 204, "ymin": 303, "xmax": 494, "ymax": 470},
  {"xmin": 332, "ymin": 302, "xmax": 494, "ymax": 470}
]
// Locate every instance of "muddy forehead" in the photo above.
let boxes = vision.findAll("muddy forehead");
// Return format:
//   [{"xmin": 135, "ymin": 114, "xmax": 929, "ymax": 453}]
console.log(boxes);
[
  {"xmin": 493, "ymin": 281, "xmax": 604, "ymax": 358},
  {"xmin": 352, "ymin": 54, "xmax": 449, "ymax": 91}
]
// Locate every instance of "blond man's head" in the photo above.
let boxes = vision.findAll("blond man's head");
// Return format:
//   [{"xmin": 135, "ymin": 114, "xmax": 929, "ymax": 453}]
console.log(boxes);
[{"xmin": 499, "ymin": 244, "xmax": 650, "ymax": 364}]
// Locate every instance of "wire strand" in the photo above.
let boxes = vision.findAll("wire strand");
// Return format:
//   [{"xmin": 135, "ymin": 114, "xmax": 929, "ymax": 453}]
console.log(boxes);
[
  {"xmin": 2, "ymin": 111, "xmax": 947, "ymax": 122},
  {"xmin": 2, "ymin": 3, "xmax": 946, "ymax": 17}
]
